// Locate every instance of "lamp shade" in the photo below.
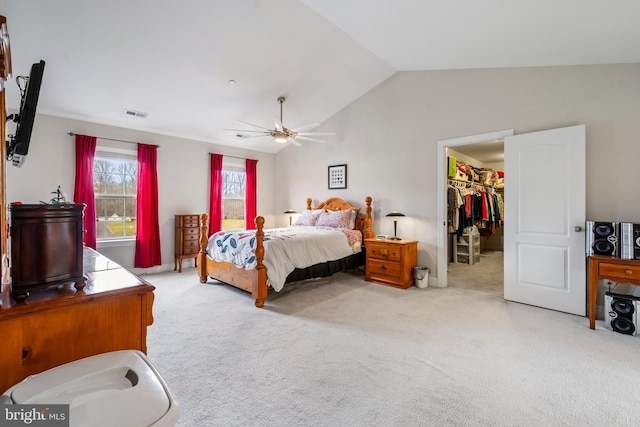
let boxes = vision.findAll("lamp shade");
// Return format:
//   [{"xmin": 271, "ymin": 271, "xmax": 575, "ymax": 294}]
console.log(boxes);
[{"xmin": 385, "ymin": 211, "xmax": 405, "ymax": 240}]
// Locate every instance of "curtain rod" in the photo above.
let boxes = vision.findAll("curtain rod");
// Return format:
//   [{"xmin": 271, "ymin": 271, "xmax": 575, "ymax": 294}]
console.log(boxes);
[
  {"xmin": 67, "ymin": 132, "xmax": 160, "ymax": 147},
  {"xmin": 209, "ymin": 153, "xmax": 250, "ymax": 161}
]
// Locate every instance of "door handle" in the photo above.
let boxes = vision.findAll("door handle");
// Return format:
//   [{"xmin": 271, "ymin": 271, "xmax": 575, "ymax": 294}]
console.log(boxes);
[{"xmin": 574, "ymin": 226, "xmax": 583, "ymax": 232}]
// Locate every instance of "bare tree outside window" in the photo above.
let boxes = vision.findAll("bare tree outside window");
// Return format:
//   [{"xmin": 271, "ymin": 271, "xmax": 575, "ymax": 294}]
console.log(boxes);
[
  {"xmin": 94, "ymin": 153, "xmax": 137, "ymax": 239},
  {"xmin": 222, "ymin": 170, "xmax": 245, "ymax": 230}
]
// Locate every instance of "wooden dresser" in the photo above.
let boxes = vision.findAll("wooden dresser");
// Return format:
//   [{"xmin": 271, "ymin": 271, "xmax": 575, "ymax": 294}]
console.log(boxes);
[
  {"xmin": 365, "ymin": 238, "xmax": 418, "ymax": 289},
  {"xmin": 0, "ymin": 247, "xmax": 155, "ymax": 393},
  {"xmin": 174, "ymin": 214, "xmax": 201, "ymax": 273}
]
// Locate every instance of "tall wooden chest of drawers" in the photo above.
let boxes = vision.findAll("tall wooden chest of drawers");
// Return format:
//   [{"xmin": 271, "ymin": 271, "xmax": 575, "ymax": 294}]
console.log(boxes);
[
  {"xmin": 174, "ymin": 214, "xmax": 201, "ymax": 272},
  {"xmin": 365, "ymin": 238, "xmax": 418, "ymax": 289}
]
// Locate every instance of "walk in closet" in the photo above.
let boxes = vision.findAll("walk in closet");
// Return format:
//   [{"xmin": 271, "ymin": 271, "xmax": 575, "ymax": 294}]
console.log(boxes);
[{"xmin": 446, "ymin": 143, "xmax": 504, "ymax": 296}]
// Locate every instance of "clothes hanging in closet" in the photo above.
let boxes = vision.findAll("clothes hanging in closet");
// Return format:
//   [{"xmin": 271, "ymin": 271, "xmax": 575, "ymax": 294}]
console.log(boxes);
[{"xmin": 447, "ymin": 182, "xmax": 503, "ymax": 237}]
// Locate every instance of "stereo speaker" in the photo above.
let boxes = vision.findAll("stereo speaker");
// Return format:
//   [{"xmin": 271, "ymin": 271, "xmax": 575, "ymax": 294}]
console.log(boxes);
[
  {"xmin": 585, "ymin": 221, "xmax": 619, "ymax": 257},
  {"xmin": 620, "ymin": 222, "xmax": 640, "ymax": 260},
  {"xmin": 604, "ymin": 292, "xmax": 640, "ymax": 336}
]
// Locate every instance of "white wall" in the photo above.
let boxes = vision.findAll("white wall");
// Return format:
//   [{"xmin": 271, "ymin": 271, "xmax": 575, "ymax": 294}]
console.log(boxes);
[
  {"xmin": 6, "ymin": 114, "xmax": 276, "ymax": 272},
  {"xmin": 276, "ymin": 63, "xmax": 640, "ymax": 282}
]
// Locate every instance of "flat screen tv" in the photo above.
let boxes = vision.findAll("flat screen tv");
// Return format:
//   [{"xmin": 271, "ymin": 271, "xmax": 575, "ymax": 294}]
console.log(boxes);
[{"xmin": 6, "ymin": 59, "xmax": 45, "ymax": 167}]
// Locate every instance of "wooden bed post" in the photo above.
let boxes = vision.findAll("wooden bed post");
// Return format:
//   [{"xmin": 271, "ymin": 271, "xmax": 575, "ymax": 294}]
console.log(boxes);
[
  {"xmin": 364, "ymin": 196, "xmax": 373, "ymax": 239},
  {"xmin": 253, "ymin": 216, "xmax": 267, "ymax": 307},
  {"xmin": 198, "ymin": 213, "xmax": 208, "ymax": 283},
  {"xmin": 306, "ymin": 198, "xmax": 312, "ymax": 210}
]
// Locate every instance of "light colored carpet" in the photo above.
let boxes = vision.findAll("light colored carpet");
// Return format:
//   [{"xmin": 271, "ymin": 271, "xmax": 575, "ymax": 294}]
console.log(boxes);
[
  {"xmin": 448, "ymin": 250, "xmax": 503, "ymax": 296},
  {"xmin": 144, "ymin": 268, "xmax": 640, "ymax": 427}
]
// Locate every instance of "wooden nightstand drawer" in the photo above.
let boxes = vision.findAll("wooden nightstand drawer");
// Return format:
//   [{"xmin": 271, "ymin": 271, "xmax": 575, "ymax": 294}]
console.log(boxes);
[
  {"xmin": 367, "ymin": 242, "xmax": 402, "ymax": 261},
  {"xmin": 599, "ymin": 263, "xmax": 640, "ymax": 281},
  {"xmin": 367, "ymin": 258, "xmax": 402, "ymax": 278}
]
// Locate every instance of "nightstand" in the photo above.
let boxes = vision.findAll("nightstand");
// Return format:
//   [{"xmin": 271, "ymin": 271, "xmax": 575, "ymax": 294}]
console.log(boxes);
[{"xmin": 364, "ymin": 238, "xmax": 418, "ymax": 289}]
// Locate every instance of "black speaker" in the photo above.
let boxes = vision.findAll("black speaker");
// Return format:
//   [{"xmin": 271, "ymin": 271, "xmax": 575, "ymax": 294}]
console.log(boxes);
[
  {"xmin": 604, "ymin": 292, "xmax": 639, "ymax": 336},
  {"xmin": 621, "ymin": 222, "xmax": 640, "ymax": 260},
  {"xmin": 585, "ymin": 221, "xmax": 619, "ymax": 256}
]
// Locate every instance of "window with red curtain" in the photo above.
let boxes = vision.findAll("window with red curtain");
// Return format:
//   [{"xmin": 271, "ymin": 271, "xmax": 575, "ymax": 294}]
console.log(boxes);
[
  {"xmin": 134, "ymin": 143, "xmax": 161, "ymax": 268},
  {"xmin": 208, "ymin": 153, "xmax": 223, "ymax": 235},
  {"xmin": 245, "ymin": 159, "xmax": 258, "ymax": 230},
  {"xmin": 73, "ymin": 134, "xmax": 97, "ymax": 249}
]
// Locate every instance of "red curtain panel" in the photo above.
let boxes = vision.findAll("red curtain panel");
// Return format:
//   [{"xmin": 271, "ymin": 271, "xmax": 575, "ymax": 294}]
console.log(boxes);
[
  {"xmin": 134, "ymin": 143, "xmax": 161, "ymax": 268},
  {"xmin": 245, "ymin": 159, "xmax": 258, "ymax": 230},
  {"xmin": 208, "ymin": 153, "xmax": 223, "ymax": 235},
  {"xmin": 73, "ymin": 134, "xmax": 97, "ymax": 249}
]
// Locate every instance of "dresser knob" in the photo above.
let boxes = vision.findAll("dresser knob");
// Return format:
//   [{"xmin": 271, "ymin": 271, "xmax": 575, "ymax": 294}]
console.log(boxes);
[
  {"xmin": 380, "ymin": 265, "xmax": 387, "ymax": 271},
  {"xmin": 625, "ymin": 269, "xmax": 633, "ymax": 275}
]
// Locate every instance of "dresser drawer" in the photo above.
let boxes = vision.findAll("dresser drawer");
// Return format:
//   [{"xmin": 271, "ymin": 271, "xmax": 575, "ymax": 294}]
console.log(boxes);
[
  {"xmin": 183, "ymin": 233, "xmax": 199, "ymax": 243},
  {"xmin": 184, "ymin": 227, "xmax": 199, "ymax": 237},
  {"xmin": 176, "ymin": 215, "xmax": 200, "ymax": 227},
  {"xmin": 367, "ymin": 258, "xmax": 402, "ymax": 279},
  {"xmin": 367, "ymin": 242, "xmax": 402, "ymax": 261},
  {"xmin": 599, "ymin": 263, "xmax": 640, "ymax": 281},
  {"xmin": 183, "ymin": 241, "xmax": 200, "ymax": 254}
]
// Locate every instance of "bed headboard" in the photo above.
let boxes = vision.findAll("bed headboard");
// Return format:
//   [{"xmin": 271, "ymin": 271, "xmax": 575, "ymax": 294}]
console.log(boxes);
[{"xmin": 306, "ymin": 196, "xmax": 373, "ymax": 238}]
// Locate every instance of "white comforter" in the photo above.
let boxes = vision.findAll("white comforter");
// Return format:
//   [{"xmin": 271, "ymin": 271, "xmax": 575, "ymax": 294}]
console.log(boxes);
[{"xmin": 207, "ymin": 226, "xmax": 361, "ymax": 291}]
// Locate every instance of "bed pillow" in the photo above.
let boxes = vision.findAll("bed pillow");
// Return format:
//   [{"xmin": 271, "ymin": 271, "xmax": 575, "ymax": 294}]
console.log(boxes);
[
  {"xmin": 293, "ymin": 210, "xmax": 321, "ymax": 226},
  {"xmin": 316, "ymin": 209, "xmax": 353, "ymax": 229},
  {"xmin": 348, "ymin": 208, "xmax": 359, "ymax": 229}
]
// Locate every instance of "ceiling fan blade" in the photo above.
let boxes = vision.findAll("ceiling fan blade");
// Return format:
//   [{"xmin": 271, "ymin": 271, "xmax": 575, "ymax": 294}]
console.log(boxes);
[
  {"xmin": 295, "ymin": 136, "xmax": 326, "ymax": 143},
  {"xmin": 296, "ymin": 132, "xmax": 335, "ymax": 136},
  {"xmin": 235, "ymin": 120, "xmax": 272, "ymax": 131},
  {"xmin": 289, "ymin": 137, "xmax": 302, "ymax": 146},
  {"xmin": 275, "ymin": 119, "xmax": 283, "ymax": 132},
  {"xmin": 224, "ymin": 128, "xmax": 271, "ymax": 134},
  {"xmin": 291, "ymin": 122, "xmax": 319, "ymax": 132},
  {"xmin": 238, "ymin": 134, "xmax": 270, "ymax": 139}
]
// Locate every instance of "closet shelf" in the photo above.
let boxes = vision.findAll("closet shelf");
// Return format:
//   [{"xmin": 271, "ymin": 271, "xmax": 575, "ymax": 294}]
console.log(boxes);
[{"xmin": 453, "ymin": 232, "xmax": 480, "ymax": 265}]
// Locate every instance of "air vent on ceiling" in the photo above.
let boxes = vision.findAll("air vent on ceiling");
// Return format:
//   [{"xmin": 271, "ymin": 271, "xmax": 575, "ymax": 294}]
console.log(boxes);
[{"xmin": 124, "ymin": 109, "xmax": 148, "ymax": 118}]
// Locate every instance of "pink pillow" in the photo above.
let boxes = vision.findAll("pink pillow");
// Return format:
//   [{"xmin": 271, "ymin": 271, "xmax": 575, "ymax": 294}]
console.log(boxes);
[
  {"xmin": 293, "ymin": 210, "xmax": 321, "ymax": 226},
  {"xmin": 316, "ymin": 210, "xmax": 352, "ymax": 228}
]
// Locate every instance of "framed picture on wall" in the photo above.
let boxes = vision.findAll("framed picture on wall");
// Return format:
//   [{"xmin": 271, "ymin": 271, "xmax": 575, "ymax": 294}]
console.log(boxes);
[{"xmin": 328, "ymin": 164, "xmax": 347, "ymax": 189}]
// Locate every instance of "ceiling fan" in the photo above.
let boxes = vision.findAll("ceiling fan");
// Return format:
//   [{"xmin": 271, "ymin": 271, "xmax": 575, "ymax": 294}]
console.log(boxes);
[{"xmin": 225, "ymin": 97, "xmax": 335, "ymax": 146}]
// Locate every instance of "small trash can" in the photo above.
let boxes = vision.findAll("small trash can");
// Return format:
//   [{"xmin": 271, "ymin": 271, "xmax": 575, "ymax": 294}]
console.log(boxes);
[{"xmin": 414, "ymin": 266, "xmax": 429, "ymax": 288}]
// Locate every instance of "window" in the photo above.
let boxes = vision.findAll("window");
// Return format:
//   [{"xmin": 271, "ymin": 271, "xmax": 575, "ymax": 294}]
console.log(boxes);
[
  {"xmin": 222, "ymin": 161, "xmax": 245, "ymax": 230},
  {"xmin": 94, "ymin": 150, "xmax": 137, "ymax": 240}
]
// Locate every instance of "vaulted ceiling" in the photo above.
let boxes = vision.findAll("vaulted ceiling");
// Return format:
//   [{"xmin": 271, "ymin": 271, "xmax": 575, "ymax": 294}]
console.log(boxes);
[{"xmin": 3, "ymin": 0, "xmax": 639, "ymax": 153}]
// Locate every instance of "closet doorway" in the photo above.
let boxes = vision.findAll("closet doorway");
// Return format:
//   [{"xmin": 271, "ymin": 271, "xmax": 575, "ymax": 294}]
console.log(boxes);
[
  {"xmin": 446, "ymin": 141, "xmax": 505, "ymax": 296},
  {"xmin": 435, "ymin": 129, "xmax": 514, "ymax": 296}
]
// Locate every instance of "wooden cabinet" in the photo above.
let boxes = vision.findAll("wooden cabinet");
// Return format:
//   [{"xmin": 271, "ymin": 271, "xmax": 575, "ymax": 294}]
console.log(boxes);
[
  {"xmin": 0, "ymin": 247, "xmax": 155, "ymax": 393},
  {"xmin": 9, "ymin": 204, "xmax": 86, "ymax": 300},
  {"xmin": 174, "ymin": 214, "xmax": 201, "ymax": 273},
  {"xmin": 365, "ymin": 238, "xmax": 418, "ymax": 289}
]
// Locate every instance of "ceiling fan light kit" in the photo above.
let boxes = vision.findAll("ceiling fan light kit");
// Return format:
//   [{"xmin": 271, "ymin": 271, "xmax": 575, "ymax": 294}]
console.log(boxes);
[{"xmin": 225, "ymin": 96, "xmax": 335, "ymax": 146}]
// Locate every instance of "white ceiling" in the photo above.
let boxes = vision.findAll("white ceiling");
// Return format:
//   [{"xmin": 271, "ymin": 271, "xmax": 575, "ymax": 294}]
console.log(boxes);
[{"xmin": 2, "ymin": 0, "xmax": 639, "ymax": 154}]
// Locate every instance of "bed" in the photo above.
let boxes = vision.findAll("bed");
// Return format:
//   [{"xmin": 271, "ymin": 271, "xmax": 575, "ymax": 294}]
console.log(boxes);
[{"xmin": 197, "ymin": 196, "xmax": 373, "ymax": 307}]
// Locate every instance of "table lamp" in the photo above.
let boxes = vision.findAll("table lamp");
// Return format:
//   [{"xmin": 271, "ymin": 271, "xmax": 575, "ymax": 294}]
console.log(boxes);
[
  {"xmin": 385, "ymin": 211, "xmax": 406, "ymax": 240},
  {"xmin": 284, "ymin": 209, "xmax": 297, "ymax": 225}
]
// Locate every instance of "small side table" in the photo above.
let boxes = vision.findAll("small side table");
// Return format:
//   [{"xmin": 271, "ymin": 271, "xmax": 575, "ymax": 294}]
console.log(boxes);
[{"xmin": 587, "ymin": 255, "xmax": 640, "ymax": 329}]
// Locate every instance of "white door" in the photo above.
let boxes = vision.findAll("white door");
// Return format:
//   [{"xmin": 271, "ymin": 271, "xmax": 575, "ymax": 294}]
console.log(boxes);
[{"xmin": 503, "ymin": 125, "xmax": 586, "ymax": 315}]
